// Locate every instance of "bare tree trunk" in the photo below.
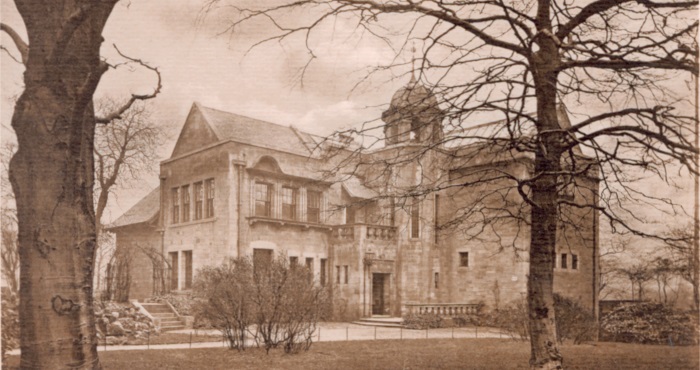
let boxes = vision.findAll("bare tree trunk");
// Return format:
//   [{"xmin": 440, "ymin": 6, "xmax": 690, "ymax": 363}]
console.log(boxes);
[
  {"xmin": 8, "ymin": 1, "xmax": 117, "ymax": 368},
  {"xmin": 528, "ymin": 7, "xmax": 564, "ymax": 366},
  {"xmin": 527, "ymin": 154, "xmax": 564, "ymax": 370}
]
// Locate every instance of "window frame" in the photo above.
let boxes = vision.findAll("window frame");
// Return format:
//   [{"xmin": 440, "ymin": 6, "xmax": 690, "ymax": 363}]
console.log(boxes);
[
  {"xmin": 459, "ymin": 252, "xmax": 469, "ymax": 268},
  {"xmin": 181, "ymin": 185, "xmax": 190, "ymax": 222},
  {"xmin": 171, "ymin": 188, "xmax": 180, "ymax": 224},
  {"xmin": 205, "ymin": 178, "xmax": 215, "ymax": 218},
  {"xmin": 410, "ymin": 199, "xmax": 420, "ymax": 238},
  {"xmin": 281, "ymin": 186, "xmax": 298, "ymax": 220},
  {"xmin": 344, "ymin": 265, "xmax": 349, "ymax": 284},
  {"xmin": 194, "ymin": 181, "xmax": 203, "ymax": 220},
  {"xmin": 561, "ymin": 253, "xmax": 568, "ymax": 269},
  {"xmin": 307, "ymin": 190, "xmax": 321, "ymax": 223},
  {"xmin": 254, "ymin": 182, "xmax": 272, "ymax": 218}
]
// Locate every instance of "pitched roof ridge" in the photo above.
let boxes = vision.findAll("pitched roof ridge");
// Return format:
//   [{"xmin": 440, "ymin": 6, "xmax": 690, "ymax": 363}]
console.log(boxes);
[{"xmin": 193, "ymin": 102, "xmax": 223, "ymax": 139}]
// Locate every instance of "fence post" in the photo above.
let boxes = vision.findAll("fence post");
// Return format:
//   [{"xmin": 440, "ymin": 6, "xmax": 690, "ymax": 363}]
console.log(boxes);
[
  {"xmin": 190, "ymin": 332, "xmax": 192, "ymax": 349},
  {"xmin": 346, "ymin": 326, "xmax": 349, "ymax": 341},
  {"xmin": 318, "ymin": 327, "xmax": 321, "ymax": 342},
  {"xmin": 452, "ymin": 326, "xmax": 454, "ymax": 339},
  {"xmin": 400, "ymin": 326, "xmax": 402, "ymax": 340},
  {"xmin": 147, "ymin": 331, "xmax": 150, "ymax": 350},
  {"xmin": 374, "ymin": 326, "xmax": 377, "ymax": 340},
  {"xmin": 475, "ymin": 326, "xmax": 478, "ymax": 338},
  {"xmin": 426, "ymin": 328, "xmax": 428, "ymax": 339}
]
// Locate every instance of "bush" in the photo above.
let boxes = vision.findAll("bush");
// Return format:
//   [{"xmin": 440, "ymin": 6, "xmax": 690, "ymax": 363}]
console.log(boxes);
[
  {"xmin": 479, "ymin": 294, "xmax": 594, "ymax": 344},
  {"xmin": 193, "ymin": 254, "xmax": 330, "ymax": 354},
  {"xmin": 554, "ymin": 294, "xmax": 596, "ymax": 344},
  {"xmin": 1, "ymin": 290, "xmax": 19, "ymax": 361},
  {"xmin": 601, "ymin": 302, "xmax": 698, "ymax": 345},
  {"xmin": 403, "ymin": 313, "xmax": 444, "ymax": 329}
]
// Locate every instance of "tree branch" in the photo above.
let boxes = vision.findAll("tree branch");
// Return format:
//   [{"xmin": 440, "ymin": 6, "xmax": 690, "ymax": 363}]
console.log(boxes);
[
  {"xmin": 0, "ymin": 23, "xmax": 28, "ymax": 64},
  {"xmin": 95, "ymin": 45, "xmax": 162, "ymax": 124}
]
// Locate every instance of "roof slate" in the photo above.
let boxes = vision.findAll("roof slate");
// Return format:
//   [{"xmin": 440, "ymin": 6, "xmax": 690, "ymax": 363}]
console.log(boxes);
[
  {"xmin": 196, "ymin": 104, "xmax": 322, "ymax": 157},
  {"xmin": 107, "ymin": 187, "xmax": 160, "ymax": 229}
]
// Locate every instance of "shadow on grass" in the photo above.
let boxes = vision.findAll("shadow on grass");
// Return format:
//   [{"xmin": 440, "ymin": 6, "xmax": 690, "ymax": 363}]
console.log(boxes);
[{"xmin": 4, "ymin": 338, "xmax": 698, "ymax": 369}]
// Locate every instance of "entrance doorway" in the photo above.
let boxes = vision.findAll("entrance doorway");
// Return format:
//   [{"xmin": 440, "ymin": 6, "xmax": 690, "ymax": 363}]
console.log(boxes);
[{"xmin": 372, "ymin": 273, "xmax": 390, "ymax": 315}]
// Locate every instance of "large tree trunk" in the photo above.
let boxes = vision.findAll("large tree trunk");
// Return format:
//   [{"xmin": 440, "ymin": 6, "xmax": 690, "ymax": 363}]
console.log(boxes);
[
  {"xmin": 528, "ymin": 3, "xmax": 564, "ymax": 362},
  {"xmin": 527, "ymin": 150, "xmax": 564, "ymax": 370},
  {"xmin": 9, "ymin": 1, "xmax": 116, "ymax": 368}
]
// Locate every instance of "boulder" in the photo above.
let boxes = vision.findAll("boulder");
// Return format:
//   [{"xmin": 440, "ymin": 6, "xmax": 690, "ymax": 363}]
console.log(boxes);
[{"xmin": 107, "ymin": 321, "xmax": 126, "ymax": 336}]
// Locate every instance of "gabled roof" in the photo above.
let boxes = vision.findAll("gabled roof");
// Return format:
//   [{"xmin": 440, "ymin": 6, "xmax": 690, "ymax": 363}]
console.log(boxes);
[
  {"xmin": 341, "ymin": 176, "xmax": 378, "ymax": 199},
  {"xmin": 195, "ymin": 103, "xmax": 323, "ymax": 157},
  {"xmin": 106, "ymin": 187, "xmax": 160, "ymax": 230}
]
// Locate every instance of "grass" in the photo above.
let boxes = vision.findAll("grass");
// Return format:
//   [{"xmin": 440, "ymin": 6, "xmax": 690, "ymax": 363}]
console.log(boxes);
[{"xmin": 5, "ymin": 339, "xmax": 698, "ymax": 369}]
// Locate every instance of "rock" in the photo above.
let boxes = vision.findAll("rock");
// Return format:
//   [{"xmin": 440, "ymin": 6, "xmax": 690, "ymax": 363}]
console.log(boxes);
[
  {"xmin": 111, "ymin": 311, "xmax": 120, "ymax": 320},
  {"xmin": 107, "ymin": 321, "xmax": 126, "ymax": 336},
  {"xmin": 106, "ymin": 336, "xmax": 127, "ymax": 345}
]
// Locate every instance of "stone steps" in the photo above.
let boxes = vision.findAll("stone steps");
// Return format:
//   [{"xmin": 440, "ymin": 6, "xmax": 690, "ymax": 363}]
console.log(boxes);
[{"xmin": 140, "ymin": 303, "xmax": 186, "ymax": 332}]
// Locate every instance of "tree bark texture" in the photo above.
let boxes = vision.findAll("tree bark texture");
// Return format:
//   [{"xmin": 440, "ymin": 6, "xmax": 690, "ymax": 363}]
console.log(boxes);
[
  {"xmin": 528, "ymin": 6, "xmax": 564, "ymax": 365},
  {"xmin": 8, "ymin": 1, "xmax": 117, "ymax": 368}
]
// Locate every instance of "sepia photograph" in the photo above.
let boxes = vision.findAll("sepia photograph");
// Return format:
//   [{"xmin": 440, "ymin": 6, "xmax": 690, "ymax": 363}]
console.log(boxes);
[{"xmin": 0, "ymin": 0, "xmax": 699, "ymax": 369}]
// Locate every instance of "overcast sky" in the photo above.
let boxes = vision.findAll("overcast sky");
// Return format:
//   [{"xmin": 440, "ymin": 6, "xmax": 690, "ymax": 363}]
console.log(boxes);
[
  {"xmin": 1, "ymin": 0, "xmax": 696, "ymax": 236},
  {"xmin": 1, "ymin": 0, "xmax": 417, "ymax": 222}
]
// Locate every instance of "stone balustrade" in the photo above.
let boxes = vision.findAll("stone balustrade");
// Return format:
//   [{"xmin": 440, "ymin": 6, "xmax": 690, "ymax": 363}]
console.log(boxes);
[
  {"xmin": 365, "ymin": 225, "xmax": 396, "ymax": 240},
  {"xmin": 333, "ymin": 226, "xmax": 355, "ymax": 240},
  {"xmin": 332, "ymin": 224, "xmax": 397, "ymax": 241},
  {"xmin": 403, "ymin": 303, "xmax": 481, "ymax": 316}
]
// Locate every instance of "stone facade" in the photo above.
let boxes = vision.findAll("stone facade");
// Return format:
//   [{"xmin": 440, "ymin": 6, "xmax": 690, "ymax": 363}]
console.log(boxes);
[{"xmin": 108, "ymin": 79, "xmax": 599, "ymax": 320}]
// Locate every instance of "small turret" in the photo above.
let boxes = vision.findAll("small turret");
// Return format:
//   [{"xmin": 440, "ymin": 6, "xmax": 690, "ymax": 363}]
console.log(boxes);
[{"xmin": 382, "ymin": 76, "xmax": 444, "ymax": 145}]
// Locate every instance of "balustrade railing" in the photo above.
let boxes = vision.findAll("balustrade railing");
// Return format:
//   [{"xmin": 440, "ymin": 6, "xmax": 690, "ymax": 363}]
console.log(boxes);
[
  {"xmin": 403, "ymin": 303, "xmax": 481, "ymax": 316},
  {"xmin": 332, "ymin": 224, "xmax": 396, "ymax": 241}
]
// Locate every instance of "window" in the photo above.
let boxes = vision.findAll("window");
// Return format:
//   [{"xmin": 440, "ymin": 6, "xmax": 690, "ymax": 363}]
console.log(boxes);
[
  {"xmin": 411, "ymin": 200, "xmax": 420, "ymax": 238},
  {"xmin": 205, "ymin": 178, "xmax": 215, "ymax": 218},
  {"xmin": 344, "ymin": 206, "xmax": 355, "ymax": 224},
  {"xmin": 336, "ymin": 266, "xmax": 340, "ymax": 284},
  {"xmin": 320, "ymin": 258, "xmax": 327, "ymax": 286},
  {"xmin": 254, "ymin": 183, "xmax": 272, "ymax": 217},
  {"xmin": 561, "ymin": 253, "xmax": 568, "ymax": 269},
  {"xmin": 182, "ymin": 185, "xmax": 190, "ymax": 222},
  {"xmin": 459, "ymin": 252, "xmax": 469, "ymax": 267},
  {"xmin": 306, "ymin": 257, "xmax": 314, "ymax": 272},
  {"xmin": 183, "ymin": 251, "xmax": 193, "ymax": 289},
  {"xmin": 282, "ymin": 187, "xmax": 297, "ymax": 220},
  {"xmin": 169, "ymin": 252, "xmax": 179, "ymax": 290},
  {"xmin": 344, "ymin": 265, "xmax": 349, "ymax": 284},
  {"xmin": 194, "ymin": 182, "xmax": 203, "ymax": 220},
  {"xmin": 307, "ymin": 190, "xmax": 321, "ymax": 223},
  {"xmin": 572, "ymin": 254, "xmax": 578, "ymax": 270},
  {"xmin": 434, "ymin": 272, "xmax": 439, "ymax": 289},
  {"xmin": 253, "ymin": 249, "xmax": 273, "ymax": 275},
  {"xmin": 289, "ymin": 256, "xmax": 298, "ymax": 266},
  {"xmin": 171, "ymin": 188, "xmax": 180, "ymax": 224}
]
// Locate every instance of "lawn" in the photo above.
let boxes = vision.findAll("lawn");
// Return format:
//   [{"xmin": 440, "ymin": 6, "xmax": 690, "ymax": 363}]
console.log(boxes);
[{"xmin": 4, "ymin": 339, "xmax": 698, "ymax": 369}]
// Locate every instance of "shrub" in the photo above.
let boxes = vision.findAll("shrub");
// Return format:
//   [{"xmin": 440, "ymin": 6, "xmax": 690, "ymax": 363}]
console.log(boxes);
[
  {"xmin": 601, "ymin": 302, "xmax": 699, "ymax": 345},
  {"xmin": 403, "ymin": 313, "xmax": 443, "ymax": 329},
  {"xmin": 193, "ymin": 258, "xmax": 254, "ymax": 350},
  {"xmin": 193, "ymin": 254, "xmax": 330, "ymax": 354},
  {"xmin": 553, "ymin": 294, "xmax": 596, "ymax": 344},
  {"xmin": 152, "ymin": 293, "xmax": 196, "ymax": 317},
  {"xmin": 1, "ymin": 289, "xmax": 19, "ymax": 361},
  {"xmin": 480, "ymin": 294, "xmax": 595, "ymax": 344}
]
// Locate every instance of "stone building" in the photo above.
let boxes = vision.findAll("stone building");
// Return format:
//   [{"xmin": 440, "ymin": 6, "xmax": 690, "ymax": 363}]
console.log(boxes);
[{"xmin": 107, "ymin": 78, "xmax": 599, "ymax": 320}]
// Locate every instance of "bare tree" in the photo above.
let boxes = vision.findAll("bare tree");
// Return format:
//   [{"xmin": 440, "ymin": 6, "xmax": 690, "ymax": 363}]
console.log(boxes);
[
  {"xmin": 93, "ymin": 99, "xmax": 166, "ymax": 292},
  {"xmin": 665, "ymin": 224, "xmax": 699, "ymax": 310},
  {"xmin": 214, "ymin": 1, "xmax": 698, "ymax": 368},
  {"xmin": 1, "ymin": 2, "xmax": 160, "ymax": 367},
  {"xmin": 618, "ymin": 262, "xmax": 654, "ymax": 301}
]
